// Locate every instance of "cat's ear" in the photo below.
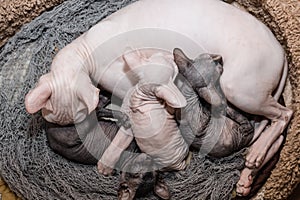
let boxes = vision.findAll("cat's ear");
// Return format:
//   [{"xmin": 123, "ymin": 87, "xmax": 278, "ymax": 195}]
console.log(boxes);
[
  {"xmin": 210, "ymin": 54, "xmax": 223, "ymax": 66},
  {"xmin": 173, "ymin": 48, "xmax": 192, "ymax": 69},
  {"xmin": 155, "ymin": 79, "xmax": 187, "ymax": 108},
  {"xmin": 25, "ymin": 74, "xmax": 53, "ymax": 114}
]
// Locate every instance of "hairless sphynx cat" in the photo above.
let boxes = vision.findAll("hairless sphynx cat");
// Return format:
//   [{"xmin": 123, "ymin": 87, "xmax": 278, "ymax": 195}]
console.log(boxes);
[
  {"xmin": 25, "ymin": 0, "xmax": 293, "ymax": 196},
  {"xmin": 97, "ymin": 51, "xmax": 189, "ymax": 200},
  {"xmin": 173, "ymin": 48, "xmax": 254, "ymax": 158},
  {"xmin": 115, "ymin": 80, "xmax": 189, "ymax": 200}
]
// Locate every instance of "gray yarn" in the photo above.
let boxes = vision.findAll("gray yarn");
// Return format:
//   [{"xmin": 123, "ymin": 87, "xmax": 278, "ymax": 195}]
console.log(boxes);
[{"xmin": 0, "ymin": 0, "xmax": 245, "ymax": 199}]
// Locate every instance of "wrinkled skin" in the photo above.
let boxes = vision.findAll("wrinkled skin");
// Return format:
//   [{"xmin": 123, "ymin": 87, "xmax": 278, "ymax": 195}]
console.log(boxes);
[
  {"xmin": 26, "ymin": 0, "xmax": 293, "ymax": 196},
  {"xmin": 98, "ymin": 51, "xmax": 188, "ymax": 200},
  {"xmin": 122, "ymin": 83, "xmax": 189, "ymax": 171},
  {"xmin": 173, "ymin": 49, "xmax": 254, "ymax": 157}
]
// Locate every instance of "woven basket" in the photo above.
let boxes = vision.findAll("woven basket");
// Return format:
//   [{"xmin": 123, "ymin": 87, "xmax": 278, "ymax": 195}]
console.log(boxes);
[
  {"xmin": 0, "ymin": 0, "xmax": 299, "ymax": 199},
  {"xmin": 233, "ymin": 1, "xmax": 300, "ymax": 199}
]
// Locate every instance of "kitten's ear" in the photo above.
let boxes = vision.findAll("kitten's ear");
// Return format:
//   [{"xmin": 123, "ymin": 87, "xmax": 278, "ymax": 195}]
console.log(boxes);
[
  {"xmin": 155, "ymin": 79, "xmax": 187, "ymax": 108},
  {"xmin": 210, "ymin": 54, "xmax": 223, "ymax": 66},
  {"xmin": 25, "ymin": 74, "xmax": 53, "ymax": 114},
  {"xmin": 173, "ymin": 48, "xmax": 192, "ymax": 69}
]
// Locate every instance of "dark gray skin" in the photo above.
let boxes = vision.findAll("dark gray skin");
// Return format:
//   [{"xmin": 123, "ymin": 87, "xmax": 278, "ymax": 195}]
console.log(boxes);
[
  {"xmin": 46, "ymin": 91, "xmax": 133, "ymax": 165},
  {"xmin": 45, "ymin": 91, "xmax": 169, "ymax": 200},
  {"xmin": 173, "ymin": 48, "xmax": 254, "ymax": 157}
]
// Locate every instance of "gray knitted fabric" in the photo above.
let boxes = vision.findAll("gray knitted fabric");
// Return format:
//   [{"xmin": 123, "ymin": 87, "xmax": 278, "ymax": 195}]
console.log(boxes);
[{"xmin": 0, "ymin": 0, "xmax": 245, "ymax": 199}]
